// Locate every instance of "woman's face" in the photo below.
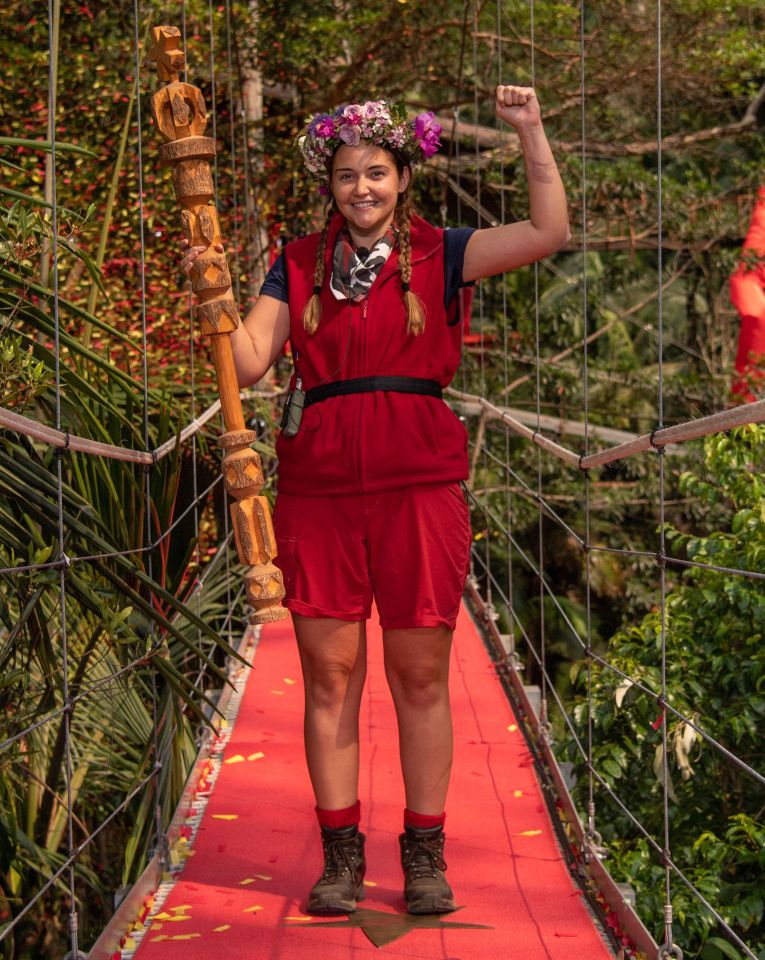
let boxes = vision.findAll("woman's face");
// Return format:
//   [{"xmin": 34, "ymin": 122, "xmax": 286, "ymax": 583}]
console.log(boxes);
[{"xmin": 330, "ymin": 143, "xmax": 410, "ymax": 245}]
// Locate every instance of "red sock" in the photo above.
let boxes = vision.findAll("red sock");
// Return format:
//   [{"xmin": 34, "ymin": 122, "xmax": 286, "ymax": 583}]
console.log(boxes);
[
  {"xmin": 404, "ymin": 808, "xmax": 446, "ymax": 831},
  {"xmin": 315, "ymin": 800, "xmax": 360, "ymax": 831}
]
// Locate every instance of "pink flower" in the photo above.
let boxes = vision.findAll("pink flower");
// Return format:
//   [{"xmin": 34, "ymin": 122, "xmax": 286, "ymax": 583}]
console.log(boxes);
[
  {"xmin": 414, "ymin": 112, "xmax": 441, "ymax": 157},
  {"xmin": 338, "ymin": 124, "xmax": 361, "ymax": 146},
  {"xmin": 419, "ymin": 132, "xmax": 441, "ymax": 158},
  {"xmin": 387, "ymin": 127, "xmax": 406, "ymax": 148},
  {"xmin": 362, "ymin": 101, "xmax": 389, "ymax": 122},
  {"xmin": 414, "ymin": 110, "xmax": 441, "ymax": 140},
  {"xmin": 342, "ymin": 104, "xmax": 363, "ymax": 124}
]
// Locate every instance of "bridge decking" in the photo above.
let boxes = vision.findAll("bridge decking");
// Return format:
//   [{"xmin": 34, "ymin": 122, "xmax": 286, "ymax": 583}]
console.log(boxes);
[{"xmin": 127, "ymin": 605, "xmax": 614, "ymax": 959}]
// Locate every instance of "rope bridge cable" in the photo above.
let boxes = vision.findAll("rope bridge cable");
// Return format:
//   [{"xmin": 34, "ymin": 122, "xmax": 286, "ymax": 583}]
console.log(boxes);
[
  {"xmin": 468, "ymin": 481, "xmax": 765, "ymax": 790},
  {"xmin": 462, "ymin": 3, "xmax": 762, "ymax": 958},
  {"xmin": 0, "ymin": 5, "xmax": 270, "ymax": 955},
  {"xmin": 0, "ymin": 388, "xmax": 284, "ymax": 465}
]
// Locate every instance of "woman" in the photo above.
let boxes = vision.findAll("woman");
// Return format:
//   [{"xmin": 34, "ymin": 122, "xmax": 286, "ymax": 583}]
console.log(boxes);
[{"xmin": 182, "ymin": 85, "xmax": 569, "ymax": 917}]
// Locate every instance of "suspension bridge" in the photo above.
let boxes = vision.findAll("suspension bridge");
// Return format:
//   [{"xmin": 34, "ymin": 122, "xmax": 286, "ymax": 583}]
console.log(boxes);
[{"xmin": 1, "ymin": 2, "xmax": 764, "ymax": 960}]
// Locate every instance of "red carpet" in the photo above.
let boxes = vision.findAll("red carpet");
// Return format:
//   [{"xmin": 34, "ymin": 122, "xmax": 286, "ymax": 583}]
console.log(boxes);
[{"xmin": 130, "ymin": 605, "xmax": 613, "ymax": 958}]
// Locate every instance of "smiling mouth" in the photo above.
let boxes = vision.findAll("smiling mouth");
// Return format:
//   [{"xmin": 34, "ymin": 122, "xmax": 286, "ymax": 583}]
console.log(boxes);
[{"xmin": 352, "ymin": 201, "xmax": 379, "ymax": 209}]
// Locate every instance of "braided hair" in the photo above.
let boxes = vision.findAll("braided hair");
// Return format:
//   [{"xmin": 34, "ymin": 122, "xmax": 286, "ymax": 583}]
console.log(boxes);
[
  {"xmin": 396, "ymin": 192, "xmax": 426, "ymax": 336},
  {"xmin": 301, "ymin": 203, "xmax": 335, "ymax": 335},
  {"xmin": 302, "ymin": 151, "xmax": 426, "ymax": 336}
]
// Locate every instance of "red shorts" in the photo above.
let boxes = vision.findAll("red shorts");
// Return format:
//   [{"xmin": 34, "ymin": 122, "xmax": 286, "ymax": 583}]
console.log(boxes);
[{"xmin": 272, "ymin": 483, "xmax": 472, "ymax": 630}]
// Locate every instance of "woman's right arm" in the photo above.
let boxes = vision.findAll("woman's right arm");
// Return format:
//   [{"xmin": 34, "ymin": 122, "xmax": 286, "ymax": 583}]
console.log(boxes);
[
  {"xmin": 180, "ymin": 240, "xmax": 291, "ymax": 387},
  {"xmin": 231, "ymin": 294, "xmax": 291, "ymax": 387}
]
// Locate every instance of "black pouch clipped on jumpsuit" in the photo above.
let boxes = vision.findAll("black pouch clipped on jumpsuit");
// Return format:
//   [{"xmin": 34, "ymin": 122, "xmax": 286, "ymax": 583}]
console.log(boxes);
[{"xmin": 281, "ymin": 376, "xmax": 305, "ymax": 437}]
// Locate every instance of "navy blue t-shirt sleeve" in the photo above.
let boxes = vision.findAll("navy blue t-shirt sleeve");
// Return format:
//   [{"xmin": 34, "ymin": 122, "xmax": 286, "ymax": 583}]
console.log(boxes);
[
  {"xmin": 263, "ymin": 233, "xmax": 472, "ymax": 307},
  {"xmin": 260, "ymin": 251, "xmax": 289, "ymax": 302},
  {"xmin": 443, "ymin": 227, "xmax": 476, "ymax": 308}
]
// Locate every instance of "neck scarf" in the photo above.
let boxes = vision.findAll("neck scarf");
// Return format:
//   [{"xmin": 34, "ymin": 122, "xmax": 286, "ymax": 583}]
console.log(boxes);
[{"xmin": 330, "ymin": 224, "xmax": 397, "ymax": 302}]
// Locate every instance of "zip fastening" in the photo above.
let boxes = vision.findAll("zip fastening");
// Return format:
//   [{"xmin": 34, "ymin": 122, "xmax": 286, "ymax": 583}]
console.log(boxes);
[{"xmin": 357, "ymin": 297, "xmax": 368, "ymax": 490}]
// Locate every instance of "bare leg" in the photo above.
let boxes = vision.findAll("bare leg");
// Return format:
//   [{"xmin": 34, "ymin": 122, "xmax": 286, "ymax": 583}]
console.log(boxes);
[
  {"xmin": 383, "ymin": 626, "xmax": 453, "ymax": 814},
  {"xmin": 294, "ymin": 614, "xmax": 367, "ymax": 810}
]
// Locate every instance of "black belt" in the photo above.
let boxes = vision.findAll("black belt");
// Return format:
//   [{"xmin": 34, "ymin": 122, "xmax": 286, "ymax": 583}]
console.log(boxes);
[{"xmin": 303, "ymin": 376, "xmax": 443, "ymax": 408}]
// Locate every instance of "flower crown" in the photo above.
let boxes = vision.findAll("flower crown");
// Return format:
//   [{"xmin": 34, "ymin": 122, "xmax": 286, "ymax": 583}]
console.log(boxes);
[{"xmin": 298, "ymin": 100, "xmax": 442, "ymax": 188}]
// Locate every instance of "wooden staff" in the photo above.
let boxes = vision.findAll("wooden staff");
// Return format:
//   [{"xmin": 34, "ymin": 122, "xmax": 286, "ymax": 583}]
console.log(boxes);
[{"xmin": 147, "ymin": 25, "xmax": 288, "ymax": 624}]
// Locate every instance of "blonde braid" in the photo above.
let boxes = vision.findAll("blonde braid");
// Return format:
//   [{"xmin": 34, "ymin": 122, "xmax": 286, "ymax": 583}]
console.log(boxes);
[
  {"xmin": 397, "ymin": 195, "xmax": 425, "ymax": 336},
  {"xmin": 301, "ymin": 206, "xmax": 334, "ymax": 334}
]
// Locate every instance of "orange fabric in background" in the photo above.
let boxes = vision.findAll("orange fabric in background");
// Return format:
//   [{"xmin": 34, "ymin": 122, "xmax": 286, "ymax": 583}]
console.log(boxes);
[{"xmin": 730, "ymin": 186, "xmax": 765, "ymax": 401}]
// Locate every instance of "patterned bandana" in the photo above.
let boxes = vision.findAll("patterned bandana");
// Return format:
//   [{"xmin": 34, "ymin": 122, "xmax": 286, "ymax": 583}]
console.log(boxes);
[{"xmin": 330, "ymin": 225, "xmax": 398, "ymax": 302}]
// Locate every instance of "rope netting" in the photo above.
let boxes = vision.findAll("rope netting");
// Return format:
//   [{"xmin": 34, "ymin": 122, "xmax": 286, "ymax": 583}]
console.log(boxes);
[
  {"xmin": 0, "ymin": 2, "xmax": 270, "ymax": 955},
  {"xmin": 1, "ymin": 1, "xmax": 763, "ymax": 959},
  {"xmin": 458, "ymin": 4, "xmax": 764, "ymax": 960}
]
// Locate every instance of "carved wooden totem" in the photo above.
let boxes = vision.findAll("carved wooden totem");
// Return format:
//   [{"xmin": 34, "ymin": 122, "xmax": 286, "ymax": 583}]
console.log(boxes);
[{"xmin": 148, "ymin": 25, "xmax": 288, "ymax": 624}]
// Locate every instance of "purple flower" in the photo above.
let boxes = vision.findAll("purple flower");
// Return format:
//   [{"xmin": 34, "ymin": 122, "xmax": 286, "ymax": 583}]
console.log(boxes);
[
  {"xmin": 318, "ymin": 183, "xmax": 330, "ymax": 196},
  {"xmin": 315, "ymin": 117, "xmax": 335, "ymax": 138},
  {"xmin": 308, "ymin": 113, "xmax": 330, "ymax": 134},
  {"xmin": 338, "ymin": 125, "xmax": 361, "ymax": 146}
]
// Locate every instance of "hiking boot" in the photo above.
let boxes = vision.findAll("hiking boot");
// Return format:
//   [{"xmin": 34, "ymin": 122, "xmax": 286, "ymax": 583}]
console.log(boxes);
[
  {"xmin": 399, "ymin": 828, "xmax": 457, "ymax": 915},
  {"xmin": 307, "ymin": 825, "xmax": 366, "ymax": 915}
]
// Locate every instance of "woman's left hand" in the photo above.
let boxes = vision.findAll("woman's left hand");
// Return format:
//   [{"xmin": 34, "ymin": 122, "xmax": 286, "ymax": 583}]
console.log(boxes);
[{"xmin": 495, "ymin": 85, "xmax": 542, "ymax": 130}]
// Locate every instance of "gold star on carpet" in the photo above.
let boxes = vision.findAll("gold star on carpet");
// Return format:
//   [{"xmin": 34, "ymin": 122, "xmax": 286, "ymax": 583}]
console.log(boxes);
[{"xmin": 285, "ymin": 907, "xmax": 493, "ymax": 948}]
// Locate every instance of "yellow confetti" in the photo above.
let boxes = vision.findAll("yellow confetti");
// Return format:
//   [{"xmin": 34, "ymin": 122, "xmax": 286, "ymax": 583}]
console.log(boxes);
[
  {"xmin": 154, "ymin": 912, "xmax": 172, "ymax": 920},
  {"xmin": 283, "ymin": 678, "xmax": 296, "ymax": 685},
  {"xmin": 225, "ymin": 754, "xmax": 246, "ymax": 765},
  {"xmin": 363, "ymin": 880, "xmax": 377, "ymax": 887},
  {"xmin": 150, "ymin": 935, "xmax": 169, "ymax": 942},
  {"xmin": 123, "ymin": 938, "xmax": 136, "ymax": 950},
  {"xmin": 171, "ymin": 905, "xmax": 192, "ymax": 912},
  {"xmin": 508, "ymin": 724, "xmax": 518, "ymax": 732},
  {"xmin": 171, "ymin": 933, "xmax": 201, "ymax": 940},
  {"xmin": 254, "ymin": 874, "xmax": 272, "ymax": 881},
  {"xmin": 149, "ymin": 923, "xmax": 164, "ymax": 931},
  {"xmin": 214, "ymin": 924, "xmax": 231, "ymax": 932},
  {"xmin": 514, "ymin": 790, "xmax": 523, "ymax": 798},
  {"xmin": 166, "ymin": 915, "xmax": 191, "ymax": 922},
  {"xmin": 516, "ymin": 829, "xmax": 543, "ymax": 837},
  {"xmin": 212, "ymin": 814, "xmax": 239, "ymax": 820},
  {"xmin": 220, "ymin": 719, "xmax": 229, "ymax": 729},
  {"xmin": 240, "ymin": 878, "xmax": 255, "ymax": 885},
  {"xmin": 248, "ymin": 752, "xmax": 265, "ymax": 761},
  {"xmin": 270, "ymin": 690, "xmax": 284, "ymax": 696},
  {"xmin": 284, "ymin": 916, "xmax": 312, "ymax": 921},
  {"xmin": 244, "ymin": 904, "xmax": 264, "ymax": 913}
]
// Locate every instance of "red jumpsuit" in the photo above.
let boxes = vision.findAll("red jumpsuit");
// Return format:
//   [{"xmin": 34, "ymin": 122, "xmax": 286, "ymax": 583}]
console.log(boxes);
[
  {"xmin": 272, "ymin": 213, "xmax": 472, "ymax": 629},
  {"xmin": 730, "ymin": 187, "xmax": 765, "ymax": 401}
]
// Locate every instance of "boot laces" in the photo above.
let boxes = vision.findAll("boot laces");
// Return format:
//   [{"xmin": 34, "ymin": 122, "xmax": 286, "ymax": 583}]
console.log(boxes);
[
  {"xmin": 402, "ymin": 835, "xmax": 447, "ymax": 879},
  {"xmin": 320, "ymin": 835, "xmax": 361, "ymax": 882}
]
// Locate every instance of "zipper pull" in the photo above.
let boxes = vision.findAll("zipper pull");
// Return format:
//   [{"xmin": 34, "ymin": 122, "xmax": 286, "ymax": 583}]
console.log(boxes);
[
  {"xmin": 362, "ymin": 298, "xmax": 368, "ymax": 319},
  {"xmin": 296, "ymin": 375, "xmax": 303, "ymax": 390}
]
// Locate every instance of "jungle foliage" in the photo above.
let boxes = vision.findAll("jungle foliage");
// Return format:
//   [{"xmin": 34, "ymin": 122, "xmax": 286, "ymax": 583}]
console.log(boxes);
[{"xmin": 0, "ymin": 0, "xmax": 763, "ymax": 957}]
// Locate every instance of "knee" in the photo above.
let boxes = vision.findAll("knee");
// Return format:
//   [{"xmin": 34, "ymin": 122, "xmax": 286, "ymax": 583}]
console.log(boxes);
[
  {"xmin": 387, "ymin": 662, "xmax": 448, "ymax": 709},
  {"xmin": 303, "ymin": 661, "xmax": 360, "ymax": 711}
]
